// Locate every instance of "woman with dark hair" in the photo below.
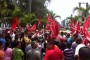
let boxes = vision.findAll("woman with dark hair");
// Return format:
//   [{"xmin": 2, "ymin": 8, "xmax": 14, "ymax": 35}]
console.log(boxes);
[
  {"xmin": 4, "ymin": 41, "xmax": 12, "ymax": 60},
  {"xmin": 79, "ymin": 47, "xmax": 90, "ymax": 60}
]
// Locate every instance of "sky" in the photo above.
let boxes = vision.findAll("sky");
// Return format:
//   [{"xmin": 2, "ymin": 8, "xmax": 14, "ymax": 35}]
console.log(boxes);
[{"xmin": 47, "ymin": 0, "xmax": 90, "ymax": 23}]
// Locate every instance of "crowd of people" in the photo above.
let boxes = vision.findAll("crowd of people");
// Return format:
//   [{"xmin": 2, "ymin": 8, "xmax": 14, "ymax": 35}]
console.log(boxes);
[{"xmin": 0, "ymin": 28, "xmax": 90, "ymax": 60}]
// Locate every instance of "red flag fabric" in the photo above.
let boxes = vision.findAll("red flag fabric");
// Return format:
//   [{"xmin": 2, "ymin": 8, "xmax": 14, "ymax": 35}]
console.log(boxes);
[
  {"xmin": 11, "ymin": 24, "xmax": 16, "ymax": 31},
  {"xmin": 71, "ymin": 28, "xmax": 75, "ymax": 34},
  {"xmin": 75, "ymin": 22, "xmax": 80, "ymax": 33},
  {"xmin": 47, "ymin": 14, "xmax": 60, "ymax": 38},
  {"xmin": 80, "ymin": 28, "xmax": 84, "ymax": 34},
  {"xmin": 83, "ymin": 15, "xmax": 90, "ymax": 32},
  {"xmin": 54, "ymin": 20, "xmax": 60, "ymax": 36},
  {"xmin": 46, "ymin": 23, "xmax": 50, "ymax": 30},
  {"xmin": 50, "ymin": 21, "xmax": 60, "ymax": 39},
  {"xmin": 11, "ymin": 17, "xmax": 19, "ymax": 31},
  {"xmin": 38, "ymin": 17, "xmax": 42, "ymax": 26},
  {"xmin": 46, "ymin": 14, "xmax": 60, "ymax": 39},
  {"xmin": 26, "ymin": 25, "xmax": 31, "ymax": 31},
  {"xmin": 47, "ymin": 14, "xmax": 53, "ymax": 21},
  {"xmin": 45, "ymin": 19, "xmax": 55, "ymax": 30},
  {"xmin": 70, "ymin": 19, "xmax": 75, "ymax": 29},
  {"xmin": 19, "ymin": 24, "xmax": 22, "ymax": 30},
  {"xmin": 13, "ymin": 17, "xmax": 19, "ymax": 25},
  {"xmin": 83, "ymin": 15, "xmax": 90, "ymax": 41},
  {"xmin": 30, "ymin": 24, "xmax": 36, "ymax": 31},
  {"xmin": 82, "ymin": 15, "xmax": 90, "ymax": 37},
  {"xmin": 46, "ymin": 14, "xmax": 53, "ymax": 30},
  {"xmin": 84, "ymin": 29, "xmax": 90, "ymax": 41},
  {"xmin": 83, "ymin": 18, "xmax": 89, "ymax": 31},
  {"xmin": 70, "ymin": 19, "xmax": 75, "ymax": 35},
  {"xmin": 50, "ymin": 22, "xmax": 56, "ymax": 35}
]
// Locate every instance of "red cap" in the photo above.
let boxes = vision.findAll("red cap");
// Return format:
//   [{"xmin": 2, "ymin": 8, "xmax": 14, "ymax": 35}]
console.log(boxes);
[{"xmin": 59, "ymin": 37, "xmax": 65, "ymax": 42}]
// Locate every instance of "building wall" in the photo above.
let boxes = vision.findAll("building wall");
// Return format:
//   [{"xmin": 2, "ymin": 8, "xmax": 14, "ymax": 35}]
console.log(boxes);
[{"xmin": 61, "ymin": 19, "xmax": 69, "ymax": 28}]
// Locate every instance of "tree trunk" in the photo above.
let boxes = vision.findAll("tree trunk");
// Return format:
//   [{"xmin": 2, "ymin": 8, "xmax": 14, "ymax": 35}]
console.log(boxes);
[
  {"xmin": 19, "ymin": 0, "xmax": 32, "ymax": 13},
  {"xmin": 25, "ymin": 0, "xmax": 32, "ymax": 13}
]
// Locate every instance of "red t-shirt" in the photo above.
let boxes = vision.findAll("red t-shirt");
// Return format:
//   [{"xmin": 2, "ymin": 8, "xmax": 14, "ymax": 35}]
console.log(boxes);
[
  {"xmin": 44, "ymin": 45, "xmax": 64, "ymax": 60},
  {"xmin": 0, "ymin": 50, "xmax": 5, "ymax": 60}
]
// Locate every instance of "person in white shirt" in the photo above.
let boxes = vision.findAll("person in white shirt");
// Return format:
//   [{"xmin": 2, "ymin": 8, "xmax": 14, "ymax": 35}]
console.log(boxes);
[
  {"xmin": 74, "ymin": 38, "xmax": 85, "ymax": 60},
  {"xmin": 10, "ymin": 32, "xmax": 15, "ymax": 42},
  {"xmin": 26, "ymin": 41, "xmax": 40, "ymax": 60}
]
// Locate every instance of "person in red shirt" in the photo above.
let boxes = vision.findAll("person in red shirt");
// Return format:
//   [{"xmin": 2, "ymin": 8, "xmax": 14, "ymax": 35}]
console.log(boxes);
[
  {"xmin": 44, "ymin": 39, "xmax": 64, "ymax": 60},
  {"xmin": 0, "ymin": 40, "xmax": 5, "ymax": 60}
]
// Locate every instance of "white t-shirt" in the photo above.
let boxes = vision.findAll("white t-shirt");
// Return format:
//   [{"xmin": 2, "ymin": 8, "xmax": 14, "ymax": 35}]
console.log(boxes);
[
  {"xmin": 75, "ymin": 44, "xmax": 85, "ymax": 56},
  {"xmin": 11, "ymin": 33, "xmax": 15, "ymax": 41}
]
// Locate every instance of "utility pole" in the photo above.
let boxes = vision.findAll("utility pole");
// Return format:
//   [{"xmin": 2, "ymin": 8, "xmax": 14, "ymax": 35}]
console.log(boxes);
[
  {"xmin": 79, "ymin": 2, "xmax": 88, "ymax": 8},
  {"xmin": 78, "ymin": 2, "xmax": 89, "ymax": 25}
]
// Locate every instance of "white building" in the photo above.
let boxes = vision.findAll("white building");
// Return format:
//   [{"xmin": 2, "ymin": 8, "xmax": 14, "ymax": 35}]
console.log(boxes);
[{"xmin": 61, "ymin": 19, "xmax": 69, "ymax": 28}]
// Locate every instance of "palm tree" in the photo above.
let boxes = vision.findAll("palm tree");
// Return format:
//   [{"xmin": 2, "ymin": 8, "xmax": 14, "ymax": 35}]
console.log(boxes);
[
  {"xmin": 48, "ymin": 11, "xmax": 61, "ymax": 20},
  {"xmin": 73, "ymin": 6, "xmax": 90, "ymax": 25},
  {"xmin": 73, "ymin": 6, "xmax": 90, "ymax": 21}
]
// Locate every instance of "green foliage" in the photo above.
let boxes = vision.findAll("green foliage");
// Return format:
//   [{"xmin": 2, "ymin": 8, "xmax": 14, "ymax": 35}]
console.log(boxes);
[
  {"xmin": 0, "ymin": 0, "xmax": 52, "ymax": 27},
  {"xmin": 12, "ymin": 7, "xmax": 22, "ymax": 17},
  {"xmin": 67, "ymin": 6, "xmax": 90, "ymax": 25},
  {"xmin": 47, "ymin": 10, "xmax": 61, "ymax": 20},
  {"xmin": 19, "ymin": 13, "xmax": 36, "ymax": 27},
  {"xmin": 31, "ymin": 0, "xmax": 50, "ymax": 18},
  {"xmin": 73, "ymin": 6, "xmax": 90, "ymax": 21}
]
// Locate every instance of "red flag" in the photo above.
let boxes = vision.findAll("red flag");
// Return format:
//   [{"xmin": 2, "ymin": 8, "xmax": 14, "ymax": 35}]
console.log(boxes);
[
  {"xmin": 45, "ymin": 14, "xmax": 53, "ymax": 30},
  {"xmin": 70, "ymin": 19, "xmax": 75, "ymax": 28},
  {"xmin": 50, "ymin": 22, "xmax": 57, "ymax": 38},
  {"xmin": 83, "ymin": 15, "xmax": 90, "ymax": 30},
  {"xmin": 38, "ymin": 17, "xmax": 42, "ymax": 26},
  {"xmin": 80, "ymin": 28, "xmax": 84, "ymax": 34},
  {"xmin": 83, "ymin": 18, "xmax": 89, "ymax": 30},
  {"xmin": 13, "ymin": 17, "xmax": 19, "ymax": 25},
  {"xmin": 75, "ymin": 22, "xmax": 80, "ymax": 33},
  {"xmin": 11, "ymin": 17, "xmax": 19, "ymax": 31},
  {"xmin": 47, "ymin": 14, "xmax": 55, "ymax": 25},
  {"xmin": 30, "ymin": 24, "xmax": 36, "ymax": 31},
  {"xmin": 84, "ymin": 29, "xmax": 90, "ymax": 41},
  {"xmin": 11, "ymin": 24, "xmax": 16, "ymax": 31},
  {"xmin": 70, "ymin": 19, "xmax": 75, "ymax": 35},
  {"xmin": 19, "ymin": 24, "xmax": 22, "ymax": 30},
  {"xmin": 45, "ymin": 23, "xmax": 50, "ymax": 30},
  {"xmin": 82, "ymin": 15, "xmax": 90, "ymax": 40},
  {"xmin": 46, "ymin": 21, "xmax": 55, "ymax": 30},
  {"xmin": 77, "ymin": 22, "xmax": 80, "ymax": 30},
  {"xmin": 50, "ymin": 22, "xmax": 56, "ymax": 35},
  {"xmin": 46, "ymin": 14, "xmax": 60, "ymax": 38},
  {"xmin": 54, "ymin": 20, "xmax": 60, "ymax": 35},
  {"xmin": 26, "ymin": 25, "xmax": 31, "ymax": 31},
  {"xmin": 49, "ymin": 20, "xmax": 60, "ymax": 38},
  {"xmin": 82, "ymin": 15, "xmax": 90, "ymax": 35},
  {"xmin": 71, "ymin": 28, "xmax": 75, "ymax": 34},
  {"xmin": 47, "ymin": 14, "xmax": 53, "ymax": 21}
]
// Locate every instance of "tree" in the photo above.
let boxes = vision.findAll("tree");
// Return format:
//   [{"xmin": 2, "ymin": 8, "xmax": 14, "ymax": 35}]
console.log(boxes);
[
  {"xmin": 0, "ymin": 0, "xmax": 14, "ymax": 22},
  {"xmin": 31, "ymin": 0, "xmax": 51, "ymax": 18},
  {"xmin": 19, "ymin": 13, "xmax": 36, "ymax": 27},
  {"xmin": 48, "ymin": 11, "xmax": 61, "ymax": 20},
  {"xmin": 0, "ymin": 0, "xmax": 52, "ymax": 27},
  {"xmin": 18, "ymin": 0, "xmax": 51, "ymax": 18},
  {"xmin": 73, "ymin": 6, "xmax": 90, "ymax": 21}
]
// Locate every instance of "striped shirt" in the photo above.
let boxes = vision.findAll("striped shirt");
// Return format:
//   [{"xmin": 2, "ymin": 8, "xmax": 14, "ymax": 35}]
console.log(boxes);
[{"xmin": 63, "ymin": 48, "xmax": 73, "ymax": 60}]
